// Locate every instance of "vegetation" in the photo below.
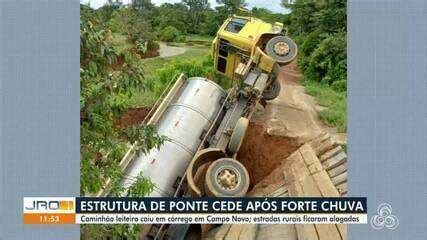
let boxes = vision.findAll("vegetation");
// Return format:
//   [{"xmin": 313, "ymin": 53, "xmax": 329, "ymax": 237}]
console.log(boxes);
[
  {"xmin": 160, "ymin": 26, "xmax": 186, "ymax": 42},
  {"xmin": 80, "ymin": 0, "xmax": 347, "ymax": 238},
  {"xmin": 283, "ymin": 0, "xmax": 347, "ymax": 132},
  {"xmin": 187, "ymin": 34, "xmax": 214, "ymax": 43},
  {"xmin": 141, "ymin": 46, "xmax": 209, "ymax": 77},
  {"xmin": 80, "ymin": 3, "xmax": 168, "ymax": 196},
  {"xmin": 216, "ymin": 0, "xmax": 247, "ymax": 15},
  {"xmin": 304, "ymin": 80, "xmax": 346, "ymax": 132},
  {"xmin": 80, "ymin": 5, "xmax": 167, "ymax": 238},
  {"xmin": 128, "ymin": 52, "xmax": 232, "ymax": 108},
  {"xmin": 79, "ymin": 1, "xmax": 250, "ymax": 238},
  {"xmin": 80, "ymin": 0, "xmax": 348, "ymax": 204}
]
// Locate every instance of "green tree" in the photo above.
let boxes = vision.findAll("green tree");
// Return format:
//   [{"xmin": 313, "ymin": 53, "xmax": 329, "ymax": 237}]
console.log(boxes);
[
  {"xmin": 131, "ymin": 0, "xmax": 154, "ymax": 10},
  {"xmin": 153, "ymin": 3, "xmax": 190, "ymax": 33},
  {"xmin": 251, "ymin": 7, "xmax": 286, "ymax": 24},
  {"xmin": 183, "ymin": 0, "xmax": 209, "ymax": 32},
  {"xmin": 282, "ymin": 0, "xmax": 317, "ymax": 37},
  {"xmin": 216, "ymin": 0, "xmax": 247, "ymax": 15},
  {"xmin": 199, "ymin": 9, "xmax": 224, "ymax": 35},
  {"xmin": 282, "ymin": 0, "xmax": 347, "ymax": 86},
  {"xmin": 80, "ymin": 7, "xmax": 166, "ymax": 239},
  {"xmin": 282, "ymin": 0, "xmax": 347, "ymax": 131},
  {"xmin": 313, "ymin": 0, "xmax": 346, "ymax": 33},
  {"xmin": 109, "ymin": 7, "xmax": 156, "ymax": 43},
  {"xmin": 80, "ymin": 7, "xmax": 164, "ymax": 197}
]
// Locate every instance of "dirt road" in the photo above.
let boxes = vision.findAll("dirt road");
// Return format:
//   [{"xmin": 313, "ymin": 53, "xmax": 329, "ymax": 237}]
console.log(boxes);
[
  {"xmin": 157, "ymin": 42, "xmax": 187, "ymax": 58},
  {"xmin": 238, "ymin": 61, "xmax": 346, "ymax": 185},
  {"xmin": 255, "ymin": 61, "xmax": 341, "ymax": 142}
]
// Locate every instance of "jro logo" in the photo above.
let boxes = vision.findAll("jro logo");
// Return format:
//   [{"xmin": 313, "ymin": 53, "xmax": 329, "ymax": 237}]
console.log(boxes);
[{"xmin": 25, "ymin": 200, "xmax": 73, "ymax": 211}]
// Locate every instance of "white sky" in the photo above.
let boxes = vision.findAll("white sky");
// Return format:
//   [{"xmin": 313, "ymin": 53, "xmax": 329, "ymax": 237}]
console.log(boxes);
[{"xmin": 80, "ymin": 0, "xmax": 287, "ymax": 13}]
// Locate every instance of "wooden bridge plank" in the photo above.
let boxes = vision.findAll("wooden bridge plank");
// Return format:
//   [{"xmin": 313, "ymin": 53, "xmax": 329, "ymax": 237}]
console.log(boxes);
[
  {"xmin": 257, "ymin": 224, "xmax": 297, "ymax": 240},
  {"xmin": 311, "ymin": 170, "xmax": 340, "ymax": 197},
  {"xmin": 238, "ymin": 225, "xmax": 257, "ymax": 240},
  {"xmin": 320, "ymin": 146, "xmax": 344, "ymax": 162},
  {"xmin": 336, "ymin": 224, "xmax": 347, "ymax": 240},
  {"xmin": 327, "ymin": 163, "xmax": 347, "ymax": 178},
  {"xmin": 322, "ymin": 152, "xmax": 347, "ymax": 171},
  {"xmin": 331, "ymin": 172, "xmax": 347, "ymax": 186},
  {"xmin": 299, "ymin": 144, "xmax": 318, "ymax": 166},
  {"xmin": 225, "ymin": 225, "xmax": 243, "ymax": 240},
  {"xmin": 336, "ymin": 182, "xmax": 348, "ymax": 196},
  {"xmin": 313, "ymin": 138, "xmax": 336, "ymax": 156}
]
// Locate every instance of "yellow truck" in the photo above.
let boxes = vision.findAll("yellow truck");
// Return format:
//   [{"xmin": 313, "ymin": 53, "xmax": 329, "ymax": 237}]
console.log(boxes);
[
  {"xmin": 212, "ymin": 15, "xmax": 298, "ymax": 100},
  {"xmin": 104, "ymin": 15, "xmax": 299, "ymax": 240}
]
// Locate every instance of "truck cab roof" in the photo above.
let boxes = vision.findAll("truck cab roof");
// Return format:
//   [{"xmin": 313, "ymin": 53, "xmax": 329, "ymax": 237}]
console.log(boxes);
[{"xmin": 217, "ymin": 15, "xmax": 283, "ymax": 50}]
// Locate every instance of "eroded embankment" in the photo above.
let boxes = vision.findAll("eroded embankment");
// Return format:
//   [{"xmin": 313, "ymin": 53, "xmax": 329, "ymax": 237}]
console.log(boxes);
[
  {"xmin": 114, "ymin": 107, "xmax": 152, "ymax": 129},
  {"xmin": 116, "ymin": 107, "xmax": 302, "ymax": 190},
  {"xmin": 237, "ymin": 122, "xmax": 301, "ymax": 188}
]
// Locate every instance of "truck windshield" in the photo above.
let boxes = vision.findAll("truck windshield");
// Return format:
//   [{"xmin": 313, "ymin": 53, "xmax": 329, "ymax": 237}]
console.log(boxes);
[{"xmin": 225, "ymin": 18, "xmax": 248, "ymax": 33}]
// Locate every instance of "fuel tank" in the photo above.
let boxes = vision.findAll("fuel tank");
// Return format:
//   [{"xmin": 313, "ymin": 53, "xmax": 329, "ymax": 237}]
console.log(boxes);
[{"xmin": 121, "ymin": 77, "xmax": 226, "ymax": 197}]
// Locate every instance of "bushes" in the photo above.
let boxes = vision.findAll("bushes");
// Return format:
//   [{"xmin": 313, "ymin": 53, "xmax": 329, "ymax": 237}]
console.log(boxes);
[
  {"xmin": 153, "ymin": 3, "xmax": 190, "ymax": 34},
  {"xmin": 198, "ymin": 9, "xmax": 224, "ymax": 36},
  {"xmin": 305, "ymin": 32, "xmax": 347, "ymax": 85},
  {"xmin": 136, "ymin": 39, "xmax": 160, "ymax": 58},
  {"xmin": 297, "ymin": 30, "xmax": 323, "ymax": 71},
  {"xmin": 284, "ymin": 0, "xmax": 347, "ymax": 132},
  {"xmin": 285, "ymin": 0, "xmax": 347, "ymax": 87},
  {"xmin": 160, "ymin": 26, "xmax": 186, "ymax": 42}
]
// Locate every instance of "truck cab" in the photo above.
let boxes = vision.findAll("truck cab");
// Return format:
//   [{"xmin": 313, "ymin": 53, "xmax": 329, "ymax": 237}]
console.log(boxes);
[{"xmin": 212, "ymin": 15, "xmax": 297, "ymax": 81}]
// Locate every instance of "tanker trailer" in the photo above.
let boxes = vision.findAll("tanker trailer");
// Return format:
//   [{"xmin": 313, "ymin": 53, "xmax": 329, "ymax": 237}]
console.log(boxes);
[{"xmin": 120, "ymin": 76, "xmax": 227, "ymax": 197}]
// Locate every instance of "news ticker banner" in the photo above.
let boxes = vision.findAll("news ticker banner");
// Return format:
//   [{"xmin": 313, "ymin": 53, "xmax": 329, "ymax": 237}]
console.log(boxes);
[{"xmin": 23, "ymin": 197, "xmax": 367, "ymax": 225}]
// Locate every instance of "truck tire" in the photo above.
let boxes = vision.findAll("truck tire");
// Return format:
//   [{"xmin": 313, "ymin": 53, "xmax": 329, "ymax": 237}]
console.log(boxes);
[
  {"xmin": 227, "ymin": 117, "xmax": 249, "ymax": 154},
  {"xmin": 265, "ymin": 36, "xmax": 297, "ymax": 64},
  {"xmin": 262, "ymin": 79, "xmax": 281, "ymax": 101},
  {"xmin": 205, "ymin": 158, "xmax": 250, "ymax": 197}
]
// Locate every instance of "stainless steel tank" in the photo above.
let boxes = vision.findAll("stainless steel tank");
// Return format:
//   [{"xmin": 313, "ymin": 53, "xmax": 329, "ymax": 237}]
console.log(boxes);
[{"xmin": 122, "ymin": 77, "xmax": 226, "ymax": 197}]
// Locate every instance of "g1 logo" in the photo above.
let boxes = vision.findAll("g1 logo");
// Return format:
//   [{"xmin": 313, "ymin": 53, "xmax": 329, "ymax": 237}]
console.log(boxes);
[{"xmin": 370, "ymin": 203, "xmax": 399, "ymax": 230}]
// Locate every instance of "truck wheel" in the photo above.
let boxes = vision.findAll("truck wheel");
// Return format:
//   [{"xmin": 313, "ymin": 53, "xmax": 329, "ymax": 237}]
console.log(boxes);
[
  {"xmin": 265, "ymin": 36, "xmax": 297, "ymax": 64},
  {"xmin": 205, "ymin": 158, "xmax": 250, "ymax": 197},
  {"xmin": 227, "ymin": 117, "xmax": 249, "ymax": 154},
  {"xmin": 262, "ymin": 79, "xmax": 281, "ymax": 101}
]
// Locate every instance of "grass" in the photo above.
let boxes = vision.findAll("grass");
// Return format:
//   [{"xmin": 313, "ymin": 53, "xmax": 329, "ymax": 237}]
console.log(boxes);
[
  {"xmin": 186, "ymin": 34, "xmax": 214, "ymax": 43},
  {"xmin": 302, "ymin": 80, "xmax": 347, "ymax": 133},
  {"xmin": 166, "ymin": 34, "xmax": 213, "ymax": 48},
  {"xmin": 140, "ymin": 46, "xmax": 210, "ymax": 78},
  {"xmin": 126, "ymin": 45, "xmax": 211, "ymax": 107},
  {"xmin": 125, "ymin": 90, "xmax": 159, "ymax": 108}
]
